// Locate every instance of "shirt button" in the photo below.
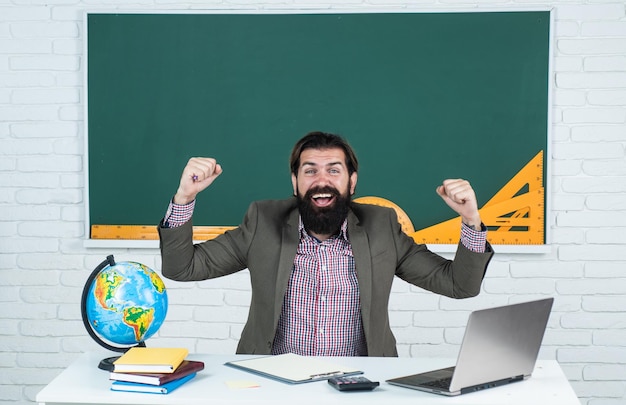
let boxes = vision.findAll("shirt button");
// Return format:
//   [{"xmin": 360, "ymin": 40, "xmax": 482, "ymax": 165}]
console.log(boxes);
[
  {"xmin": 321, "ymin": 265, "xmax": 327, "ymax": 271},
  {"xmin": 320, "ymin": 296, "xmax": 326, "ymax": 302}
]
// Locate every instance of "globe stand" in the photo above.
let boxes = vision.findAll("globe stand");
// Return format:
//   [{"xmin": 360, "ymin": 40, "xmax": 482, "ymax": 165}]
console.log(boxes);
[
  {"xmin": 80, "ymin": 255, "xmax": 148, "ymax": 371},
  {"xmin": 96, "ymin": 341, "xmax": 147, "ymax": 372}
]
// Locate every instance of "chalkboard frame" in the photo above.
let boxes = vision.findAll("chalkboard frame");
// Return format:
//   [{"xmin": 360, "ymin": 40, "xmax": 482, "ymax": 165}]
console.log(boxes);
[{"xmin": 83, "ymin": 9, "xmax": 553, "ymax": 253}]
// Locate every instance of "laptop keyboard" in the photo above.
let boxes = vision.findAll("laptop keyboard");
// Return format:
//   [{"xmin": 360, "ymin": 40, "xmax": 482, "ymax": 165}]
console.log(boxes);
[{"xmin": 422, "ymin": 377, "xmax": 452, "ymax": 390}]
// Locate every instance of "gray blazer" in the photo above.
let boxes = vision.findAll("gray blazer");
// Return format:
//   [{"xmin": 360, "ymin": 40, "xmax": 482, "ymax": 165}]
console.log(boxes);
[{"xmin": 158, "ymin": 198, "xmax": 494, "ymax": 357}]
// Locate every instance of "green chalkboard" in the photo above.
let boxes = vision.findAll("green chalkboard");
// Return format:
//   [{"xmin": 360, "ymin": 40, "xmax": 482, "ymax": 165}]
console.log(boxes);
[{"xmin": 87, "ymin": 11, "xmax": 550, "ymax": 240}]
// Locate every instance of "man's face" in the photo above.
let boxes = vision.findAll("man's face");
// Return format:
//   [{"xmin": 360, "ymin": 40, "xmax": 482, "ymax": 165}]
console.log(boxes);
[{"xmin": 291, "ymin": 147, "xmax": 358, "ymax": 236}]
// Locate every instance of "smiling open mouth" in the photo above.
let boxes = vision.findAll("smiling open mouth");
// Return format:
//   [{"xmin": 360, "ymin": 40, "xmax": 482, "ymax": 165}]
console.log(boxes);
[{"xmin": 311, "ymin": 193, "xmax": 335, "ymax": 207}]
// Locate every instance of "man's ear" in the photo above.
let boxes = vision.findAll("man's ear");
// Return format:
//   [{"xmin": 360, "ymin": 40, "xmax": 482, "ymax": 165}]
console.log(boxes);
[
  {"xmin": 350, "ymin": 172, "xmax": 358, "ymax": 195},
  {"xmin": 291, "ymin": 173, "xmax": 297, "ymax": 196}
]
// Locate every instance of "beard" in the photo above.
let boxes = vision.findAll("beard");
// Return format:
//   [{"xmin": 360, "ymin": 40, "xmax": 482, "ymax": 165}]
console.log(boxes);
[{"xmin": 296, "ymin": 185, "xmax": 352, "ymax": 237}]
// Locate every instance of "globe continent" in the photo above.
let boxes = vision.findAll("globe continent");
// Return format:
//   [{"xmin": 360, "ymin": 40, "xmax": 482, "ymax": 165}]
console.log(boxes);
[{"xmin": 86, "ymin": 261, "xmax": 168, "ymax": 346}]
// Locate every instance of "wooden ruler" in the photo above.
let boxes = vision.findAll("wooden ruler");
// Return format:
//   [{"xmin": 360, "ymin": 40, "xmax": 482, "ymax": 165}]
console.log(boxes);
[{"xmin": 90, "ymin": 224, "xmax": 236, "ymax": 240}]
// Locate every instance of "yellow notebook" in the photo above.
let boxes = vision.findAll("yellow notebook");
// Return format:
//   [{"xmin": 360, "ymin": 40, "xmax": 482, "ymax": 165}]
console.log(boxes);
[{"xmin": 113, "ymin": 347, "xmax": 188, "ymax": 373}]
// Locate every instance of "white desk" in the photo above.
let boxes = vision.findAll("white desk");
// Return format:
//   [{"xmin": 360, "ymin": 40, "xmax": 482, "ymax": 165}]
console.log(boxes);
[{"xmin": 37, "ymin": 352, "xmax": 579, "ymax": 405}]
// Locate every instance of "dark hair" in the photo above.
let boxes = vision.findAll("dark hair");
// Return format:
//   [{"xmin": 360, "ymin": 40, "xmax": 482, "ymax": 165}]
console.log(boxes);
[{"xmin": 289, "ymin": 131, "xmax": 359, "ymax": 176}]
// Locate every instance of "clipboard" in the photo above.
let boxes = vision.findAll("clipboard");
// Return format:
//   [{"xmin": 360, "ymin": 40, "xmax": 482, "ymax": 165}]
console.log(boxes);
[{"xmin": 224, "ymin": 353, "xmax": 363, "ymax": 384}]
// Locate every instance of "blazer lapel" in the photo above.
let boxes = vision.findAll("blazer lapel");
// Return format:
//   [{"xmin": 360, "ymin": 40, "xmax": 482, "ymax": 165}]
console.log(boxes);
[
  {"xmin": 273, "ymin": 207, "xmax": 300, "ymax": 324},
  {"xmin": 347, "ymin": 210, "xmax": 373, "ymax": 344}
]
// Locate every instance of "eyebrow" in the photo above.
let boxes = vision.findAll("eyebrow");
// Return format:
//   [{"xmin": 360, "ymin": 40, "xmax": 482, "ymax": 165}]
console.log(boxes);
[{"xmin": 301, "ymin": 160, "xmax": 345, "ymax": 168}]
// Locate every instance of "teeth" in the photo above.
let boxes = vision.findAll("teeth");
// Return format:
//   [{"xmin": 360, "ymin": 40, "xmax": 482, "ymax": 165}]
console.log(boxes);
[{"xmin": 313, "ymin": 193, "xmax": 332, "ymax": 199}]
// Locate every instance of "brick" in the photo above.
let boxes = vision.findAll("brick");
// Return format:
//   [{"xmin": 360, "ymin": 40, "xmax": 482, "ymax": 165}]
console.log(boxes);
[
  {"xmin": 558, "ymin": 210, "xmax": 626, "ymax": 226},
  {"xmin": 484, "ymin": 278, "xmax": 556, "ymax": 294},
  {"xmin": 0, "ymin": 237, "xmax": 59, "ymax": 254},
  {"xmin": 585, "ymin": 56, "xmax": 626, "ymax": 72},
  {"xmin": 560, "ymin": 347, "xmax": 626, "ymax": 368},
  {"xmin": 0, "ymin": 139, "xmax": 53, "ymax": 154},
  {"xmin": 583, "ymin": 364, "xmax": 626, "ymax": 381},
  {"xmin": 0, "ymin": 39, "xmax": 51, "ymax": 54},
  {"xmin": 560, "ymin": 313, "xmax": 626, "ymax": 330},
  {"xmin": 0, "ymin": 336, "xmax": 60, "ymax": 353},
  {"xmin": 20, "ymin": 319, "xmax": 84, "ymax": 336},
  {"xmin": 16, "ymin": 189, "xmax": 82, "ymax": 205},
  {"xmin": 556, "ymin": 4, "xmax": 626, "ymax": 20},
  {"xmin": 552, "ymin": 194, "xmax": 585, "ymax": 211},
  {"xmin": 588, "ymin": 90, "xmax": 626, "ymax": 106},
  {"xmin": 159, "ymin": 320, "xmax": 229, "ymax": 339},
  {"xmin": 0, "ymin": 72, "xmax": 55, "ymax": 87},
  {"xmin": 0, "ymin": 286, "xmax": 19, "ymax": 303},
  {"xmin": 393, "ymin": 326, "xmax": 443, "ymax": 344},
  {"xmin": 554, "ymin": 21, "xmax": 580, "ymax": 38},
  {"xmin": 10, "ymin": 55, "xmax": 80, "ymax": 71},
  {"xmin": 583, "ymin": 160, "xmax": 626, "ymax": 177},
  {"xmin": 0, "ymin": 6, "xmax": 50, "ymax": 21},
  {"xmin": 389, "ymin": 310, "xmax": 412, "ymax": 328},
  {"xmin": 582, "ymin": 21, "xmax": 626, "ymax": 36},
  {"xmin": 196, "ymin": 339, "xmax": 239, "ymax": 355},
  {"xmin": 10, "ymin": 22, "xmax": 79, "ymax": 38},
  {"xmin": 571, "ymin": 125, "xmax": 626, "ymax": 142},
  {"xmin": 553, "ymin": 56, "xmax": 583, "ymax": 72},
  {"xmin": 554, "ymin": 89, "xmax": 586, "ymax": 106},
  {"xmin": 586, "ymin": 193, "xmax": 626, "ymax": 209},
  {"xmin": 0, "ymin": 269, "xmax": 59, "ymax": 286},
  {"xmin": 559, "ymin": 243, "xmax": 626, "ymax": 262},
  {"xmin": 594, "ymin": 330, "xmax": 626, "ymax": 346},
  {"xmin": 586, "ymin": 229, "xmax": 626, "ymax": 244},
  {"xmin": 223, "ymin": 290, "xmax": 252, "ymax": 306},
  {"xmin": 557, "ymin": 72, "xmax": 626, "ymax": 89},
  {"xmin": 17, "ymin": 155, "xmax": 82, "ymax": 172},
  {"xmin": 543, "ymin": 329, "xmax": 592, "ymax": 346},
  {"xmin": 510, "ymin": 261, "xmax": 584, "ymax": 278},
  {"xmin": 193, "ymin": 305, "xmax": 248, "ymax": 323},
  {"xmin": 12, "ymin": 88, "xmax": 79, "ymax": 104},
  {"xmin": 562, "ymin": 108, "xmax": 626, "ymax": 124},
  {"xmin": 388, "ymin": 292, "xmax": 439, "ymax": 311},
  {"xmin": 570, "ymin": 380, "xmax": 625, "ymax": 399},
  {"xmin": 17, "ymin": 352, "xmax": 76, "ymax": 369},
  {"xmin": 583, "ymin": 295, "xmax": 626, "ymax": 312},
  {"xmin": 562, "ymin": 177, "xmax": 626, "ymax": 193},
  {"xmin": 551, "ymin": 159, "xmax": 583, "ymax": 176},
  {"xmin": 53, "ymin": 39, "xmax": 83, "ymax": 55},
  {"xmin": 411, "ymin": 310, "xmax": 470, "ymax": 328},
  {"xmin": 166, "ymin": 286, "xmax": 224, "ymax": 306},
  {"xmin": 585, "ymin": 262, "xmax": 626, "ymax": 278},
  {"xmin": 0, "ymin": 105, "xmax": 59, "ymax": 121}
]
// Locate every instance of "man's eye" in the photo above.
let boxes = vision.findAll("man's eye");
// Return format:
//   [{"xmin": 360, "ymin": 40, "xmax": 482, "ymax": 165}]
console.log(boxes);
[{"xmin": 304, "ymin": 169, "xmax": 316, "ymax": 175}]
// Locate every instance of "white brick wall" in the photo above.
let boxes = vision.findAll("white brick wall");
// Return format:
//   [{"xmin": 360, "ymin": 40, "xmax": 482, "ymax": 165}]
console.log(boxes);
[{"xmin": 1, "ymin": 1, "xmax": 625, "ymax": 404}]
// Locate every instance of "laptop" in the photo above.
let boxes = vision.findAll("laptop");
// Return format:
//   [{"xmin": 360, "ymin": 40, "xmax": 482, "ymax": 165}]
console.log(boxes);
[{"xmin": 386, "ymin": 297, "xmax": 554, "ymax": 396}]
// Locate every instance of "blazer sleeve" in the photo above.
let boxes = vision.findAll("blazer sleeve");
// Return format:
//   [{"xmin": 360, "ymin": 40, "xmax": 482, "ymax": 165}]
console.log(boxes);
[
  {"xmin": 391, "ymin": 210, "xmax": 494, "ymax": 298},
  {"xmin": 157, "ymin": 203, "xmax": 259, "ymax": 282}
]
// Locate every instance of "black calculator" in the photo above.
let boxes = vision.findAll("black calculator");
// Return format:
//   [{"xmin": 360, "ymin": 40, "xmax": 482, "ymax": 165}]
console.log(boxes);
[{"xmin": 328, "ymin": 376, "xmax": 380, "ymax": 391}]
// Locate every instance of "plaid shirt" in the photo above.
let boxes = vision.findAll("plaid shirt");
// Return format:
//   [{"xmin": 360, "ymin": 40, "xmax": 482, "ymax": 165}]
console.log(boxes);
[
  {"xmin": 271, "ymin": 218, "xmax": 367, "ymax": 356},
  {"xmin": 164, "ymin": 200, "xmax": 486, "ymax": 355}
]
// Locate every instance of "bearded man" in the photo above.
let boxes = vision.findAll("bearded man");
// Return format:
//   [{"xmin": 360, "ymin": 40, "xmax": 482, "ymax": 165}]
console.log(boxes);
[{"xmin": 158, "ymin": 131, "xmax": 494, "ymax": 357}]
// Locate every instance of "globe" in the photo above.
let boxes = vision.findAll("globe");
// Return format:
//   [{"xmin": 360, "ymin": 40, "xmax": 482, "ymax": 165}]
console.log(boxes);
[{"xmin": 80, "ymin": 255, "xmax": 168, "ymax": 370}]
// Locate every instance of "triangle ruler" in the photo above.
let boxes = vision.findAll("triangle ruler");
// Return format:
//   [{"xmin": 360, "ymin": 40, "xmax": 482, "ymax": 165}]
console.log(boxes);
[{"xmin": 410, "ymin": 150, "xmax": 545, "ymax": 245}]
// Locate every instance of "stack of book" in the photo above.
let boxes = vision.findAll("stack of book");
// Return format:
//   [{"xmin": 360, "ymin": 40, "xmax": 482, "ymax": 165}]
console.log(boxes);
[{"xmin": 109, "ymin": 347, "xmax": 204, "ymax": 394}]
